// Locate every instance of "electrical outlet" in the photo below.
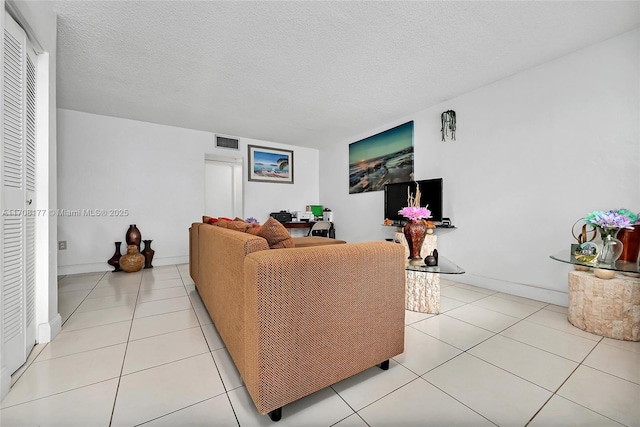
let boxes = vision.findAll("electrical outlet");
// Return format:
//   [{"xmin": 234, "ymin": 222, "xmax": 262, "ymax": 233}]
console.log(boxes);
[{"xmin": 58, "ymin": 241, "xmax": 67, "ymax": 250}]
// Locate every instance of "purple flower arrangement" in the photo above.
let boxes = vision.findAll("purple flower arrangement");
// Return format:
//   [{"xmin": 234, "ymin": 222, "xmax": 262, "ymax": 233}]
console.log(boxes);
[
  {"xmin": 399, "ymin": 183, "xmax": 432, "ymax": 221},
  {"xmin": 399, "ymin": 206, "xmax": 432, "ymax": 221},
  {"xmin": 584, "ymin": 209, "xmax": 637, "ymax": 230}
]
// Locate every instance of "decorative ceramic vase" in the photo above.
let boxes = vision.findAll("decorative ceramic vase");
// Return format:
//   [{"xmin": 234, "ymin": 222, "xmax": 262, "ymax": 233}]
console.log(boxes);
[
  {"xmin": 598, "ymin": 227, "xmax": 623, "ymax": 266},
  {"xmin": 119, "ymin": 244, "xmax": 145, "ymax": 273},
  {"xmin": 141, "ymin": 239, "xmax": 155, "ymax": 269},
  {"xmin": 425, "ymin": 252, "xmax": 437, "ymax": 266},
  {"xmin": 404, "ymin": 220, "xmax": 427, "ymax": 265},
  {"xmin": 107, "ymin": 241, "xmax": 122, "ymax": 272},
  {"xmin": 617, "ymin": 226, "xmax": 640, "ymax": 264},
  {"xmin": 126, "ymin": 224, "xmax": 141, "ymax": 251}
]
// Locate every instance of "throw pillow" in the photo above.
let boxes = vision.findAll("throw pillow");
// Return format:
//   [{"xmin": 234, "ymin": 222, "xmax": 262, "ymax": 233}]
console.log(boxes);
[
  {"xmin": 227, "ymin": 220, "xmax": 251, "ymax": 232},
  {"xmin": 257, "ymin": 217, "xmax": 294, "ymax": 249}
]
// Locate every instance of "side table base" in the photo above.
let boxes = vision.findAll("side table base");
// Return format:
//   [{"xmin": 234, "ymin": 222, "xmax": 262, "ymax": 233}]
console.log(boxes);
[
  {"xmin": 406, "ymin": 270, "xmax": 440, "ymax": 314},
  {"xmin": 568, "ymin": 270, "xmax": 640, "ymax": 341}
]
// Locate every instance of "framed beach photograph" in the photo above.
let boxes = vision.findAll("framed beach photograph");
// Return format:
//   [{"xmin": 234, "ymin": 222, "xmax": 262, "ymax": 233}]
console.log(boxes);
[
  {"xmin": 349, "ymin": 121, "xmax": 414, "ymax": 194},
  {"xmin": 248, "ymin": 145, "xmax": 294, "ymax": 184}
]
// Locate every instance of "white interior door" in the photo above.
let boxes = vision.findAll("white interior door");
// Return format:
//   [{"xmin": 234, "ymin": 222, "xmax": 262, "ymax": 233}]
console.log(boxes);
[
  {"xmin": 204, "ymin": 157, "xmax": 243, "ymax": 219},
  {"xmin": 2, "ymin": 11, "xmax": 37, "ymax": 375}
]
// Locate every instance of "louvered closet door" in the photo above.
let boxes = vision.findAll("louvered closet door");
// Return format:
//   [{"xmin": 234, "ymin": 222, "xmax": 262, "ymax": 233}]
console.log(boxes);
[{"xmin": 2, "ymin": 11, "xmax": 37, "ymax": 375}]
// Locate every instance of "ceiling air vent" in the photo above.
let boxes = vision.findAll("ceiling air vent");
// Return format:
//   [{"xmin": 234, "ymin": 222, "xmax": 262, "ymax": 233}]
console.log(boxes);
[{"xmin": 215, "ymin": 135, "xmax": 239, "ymax": 150}]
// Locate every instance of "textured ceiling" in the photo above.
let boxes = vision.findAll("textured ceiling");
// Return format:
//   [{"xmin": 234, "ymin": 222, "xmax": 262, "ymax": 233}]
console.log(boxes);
[{"xmin": 50, "ymin": 1, "xmax": 640, "ymax": 148}]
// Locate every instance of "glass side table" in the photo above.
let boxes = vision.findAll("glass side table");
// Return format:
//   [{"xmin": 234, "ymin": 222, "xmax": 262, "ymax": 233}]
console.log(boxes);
[
  {"xmin": 405, "ymin": 256, "xmax": 465, "ymax": 314},
  {"xmin": 550, "ymin": 250, "xmax": 639, "ymax": 341},
  {"xmin": 550, "ymin": 251, "xmax": 639, "ymax": 276}
]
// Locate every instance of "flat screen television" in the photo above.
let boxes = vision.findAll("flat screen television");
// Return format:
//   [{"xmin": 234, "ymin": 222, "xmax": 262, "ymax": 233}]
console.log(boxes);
[{"xmin": 384, "ymin": 178, "xmax": 443, "ymax": 223}]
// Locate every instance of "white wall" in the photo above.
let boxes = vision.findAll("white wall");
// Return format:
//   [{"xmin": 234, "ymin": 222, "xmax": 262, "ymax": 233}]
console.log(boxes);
[
  {"xmin": 57, "ymin": 109, "xmax": 319, "ymax": 274},
  {"xmin": 320, "ymin": 29, "xmax": 640, "ymax": 306}
]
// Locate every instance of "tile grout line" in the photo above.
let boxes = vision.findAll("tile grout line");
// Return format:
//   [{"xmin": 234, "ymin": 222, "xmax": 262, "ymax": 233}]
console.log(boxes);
[
  {"xmin": 8, "ymin": 271, "xmax": 109, "ymax": 389},
  {"xmin": 409, "ymin": 305, "xmax": 561, "ymax": 425},
  {"xmin": 127, "ymin": 266, "xmax": 243, "ymax": 427},
  {"xmin": 523, "ymin": 335, "xmax": 615, "ymax": 427},
  {"xmin": 108, "ymin": 269, "xmax": 145, "ymax": 427},
  {"xmin": 417, "ymin": 375, "xmax": 499, "ymax": 427},
  {"xmin": 58, "ymin": 270, "xmax": 108, "ymax": 327},
  {"xmin": 181, "ymin": 267, "xmax": 242, "ymax": 427}
]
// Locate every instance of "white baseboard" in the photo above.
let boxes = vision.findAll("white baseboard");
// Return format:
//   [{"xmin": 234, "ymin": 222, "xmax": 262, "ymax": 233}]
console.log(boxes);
[
  {"xmin": 58, "ymin": 256, "xmax": 190, "ymax": 276},
  {"xmin": 452, "ymin": 273, "xmax": 569, "ymax": 307},
  {"xmin": 57, "ymin": 262, "xmax": 110, "ymax": 276},
  {"xmin": 38, "ymin": 313, "xmax": 62, "ymax": 343},
  {"xmin": 0, "ymin": 366, "xmax": 10, "ymax": 402}
]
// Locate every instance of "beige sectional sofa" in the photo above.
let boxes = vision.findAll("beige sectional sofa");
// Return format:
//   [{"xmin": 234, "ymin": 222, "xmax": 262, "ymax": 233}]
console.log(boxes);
[{"xmin": 189, "ymin": 220, "xmax": 406, "ymax": 421}]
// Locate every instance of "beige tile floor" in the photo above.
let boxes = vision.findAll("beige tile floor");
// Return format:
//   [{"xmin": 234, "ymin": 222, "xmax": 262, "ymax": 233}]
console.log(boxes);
[{"xmin": 1, "ymin": 266, "xmax": 638, "ymax": 426}]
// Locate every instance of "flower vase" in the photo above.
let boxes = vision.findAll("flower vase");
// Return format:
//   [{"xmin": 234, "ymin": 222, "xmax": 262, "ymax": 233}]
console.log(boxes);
[
  {"xmin": 617, "ymin": 226, "xmax": 640, "ymax": 264},
  {"xmin": 404, "ymin": 220, "xmax": 427, "ymax": 265},
  {"xmin": 107, "ymin": 242, "xmax": 122, "ymax": 272},
  {"xmin": 598, "ymin": 227, "xmax": 623, "ymax": 266},
  {"xmin": 141, "ymin": 239, "xmax": 155, "ymax": 269}
]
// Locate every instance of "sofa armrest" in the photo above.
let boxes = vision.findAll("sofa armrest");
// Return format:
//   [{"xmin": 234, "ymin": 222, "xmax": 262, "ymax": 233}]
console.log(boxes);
[
  {"xmin": 189, "ymin": 223, "xmax": 202, "ymax": 285},
  {"xmin": 242, "ymin": 241, "xmax": 405, "ymax": 414}
]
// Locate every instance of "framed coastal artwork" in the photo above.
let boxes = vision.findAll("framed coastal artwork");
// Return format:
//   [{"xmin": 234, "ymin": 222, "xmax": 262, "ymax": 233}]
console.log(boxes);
[
  {"xmin": 348, "ymin": 121, "xmax": 414, "ymax": 194},
  {"xmin": 248, "ymin": 145, "xmax": 294, "ymax": 184}
]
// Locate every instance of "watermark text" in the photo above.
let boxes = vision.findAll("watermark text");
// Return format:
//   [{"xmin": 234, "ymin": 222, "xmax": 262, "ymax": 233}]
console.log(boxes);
[{"xmin": 2, "ymin": 209, "xmax": 130, "ymax": 217}]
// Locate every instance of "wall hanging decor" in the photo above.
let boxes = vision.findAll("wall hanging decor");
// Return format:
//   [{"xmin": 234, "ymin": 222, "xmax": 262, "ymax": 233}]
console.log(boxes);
[
  {"xmin": 248, "ymin": 145, "xmax": 294, "ymax": 184},
  {"xmin": 348, "ymin": 121, "xmax": 414, "ymax": 194},
  {"xmin": 441, "ymin": 110, "xmax": 456, "ymax": 141}
]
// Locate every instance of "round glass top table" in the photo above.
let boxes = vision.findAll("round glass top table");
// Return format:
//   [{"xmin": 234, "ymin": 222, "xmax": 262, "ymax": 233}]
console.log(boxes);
[
  {"xmin": 550, "ymin": 250, "xmax": 639, "ymax": 341},
  {"xmin": 404, "ymin": 256, "xmax": 465, "ymax": 314},
  {"xmin": 405, "ymin": 256, "xmax": 465, "ymax": 274},
  {"xmin": 550, "ymin": 251, "xmax": 640, "ymax": 275}
]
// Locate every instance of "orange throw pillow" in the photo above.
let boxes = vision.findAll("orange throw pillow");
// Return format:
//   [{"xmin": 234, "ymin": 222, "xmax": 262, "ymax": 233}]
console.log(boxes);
[
  {"xmin": 257, "ymin": 217, "xmax": 294, "ymax": 249},
  {"xmin": 204, "ymin": 216, "xmax": 220, "ymax": 224}
]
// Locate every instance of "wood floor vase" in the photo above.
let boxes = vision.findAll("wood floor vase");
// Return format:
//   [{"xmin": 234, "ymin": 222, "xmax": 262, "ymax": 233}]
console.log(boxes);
[
  {"xmin": 107, "ymin": 241, "xmax": 122, "ymax": 272},
  {"xmin": 126, "ymin": 224, "xmax": 142, "ymax": 251},
  {"xmin": 119, "ymin": 244, "xmax": 145, "ymax": 273},
  {"xmin": 142, "ymin": 239, "xmax": 155, "ymax": 269}
]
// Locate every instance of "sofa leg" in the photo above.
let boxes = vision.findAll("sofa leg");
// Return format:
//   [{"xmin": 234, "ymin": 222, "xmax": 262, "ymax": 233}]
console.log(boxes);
[
  {"xmin": 268, "ymin": 407, "xmax": 282, "ymax": 422},
  {"xmin": 379, "ymin": 360, "xmax": 389, "ymax": 370}
]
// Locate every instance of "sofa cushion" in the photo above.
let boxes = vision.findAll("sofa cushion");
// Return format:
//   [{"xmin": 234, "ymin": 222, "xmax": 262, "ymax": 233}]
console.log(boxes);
[{"xmin": 257, "ymin": 217, "xmax": 294, "ymax": 249}]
